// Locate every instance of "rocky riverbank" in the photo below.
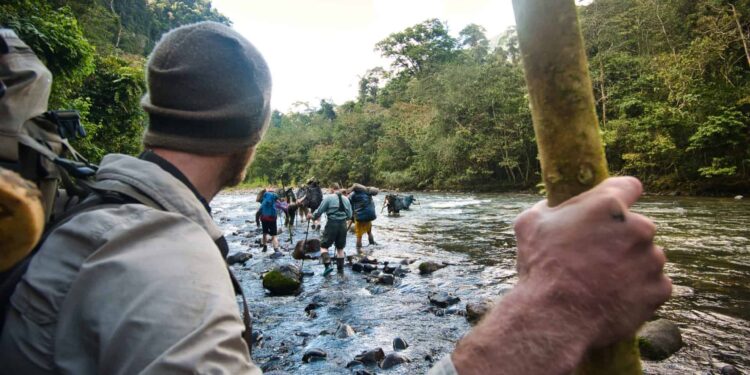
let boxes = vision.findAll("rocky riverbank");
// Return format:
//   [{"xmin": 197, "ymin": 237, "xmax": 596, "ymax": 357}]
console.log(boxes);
[{"xmin": 213, "ymin": 192, "xmax": 750, "ymax": 374}]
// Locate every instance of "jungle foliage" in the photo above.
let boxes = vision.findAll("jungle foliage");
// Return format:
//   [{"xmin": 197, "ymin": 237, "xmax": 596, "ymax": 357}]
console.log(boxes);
[
  {"xmin": 0, "ymin": 0, "xmax": 227, "ymax": 161},
  {"xmin": 252, "ymin": 1, "xmax": 750, "ymax": 194},
  {"xmin": 3, "ymin": 1, "xmax": 748, "ymax": 193}
]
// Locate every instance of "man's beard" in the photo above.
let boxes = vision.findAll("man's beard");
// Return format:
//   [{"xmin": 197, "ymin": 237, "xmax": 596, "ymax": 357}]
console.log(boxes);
[{"xmin": 220, "ymin": 148, "xmax": 254, "ymax": 188}]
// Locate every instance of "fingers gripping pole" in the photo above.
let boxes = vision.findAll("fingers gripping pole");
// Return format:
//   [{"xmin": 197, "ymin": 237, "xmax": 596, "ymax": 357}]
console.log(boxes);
[{"xmin": 511, "ymin": 0, "xmax": 641, "ymax": 373}]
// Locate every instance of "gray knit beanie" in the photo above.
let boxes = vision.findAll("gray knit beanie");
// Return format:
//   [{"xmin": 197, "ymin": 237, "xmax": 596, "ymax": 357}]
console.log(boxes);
[{"xmin": 141, "ymin": 22, "xmax": 272, "ymax": 155}]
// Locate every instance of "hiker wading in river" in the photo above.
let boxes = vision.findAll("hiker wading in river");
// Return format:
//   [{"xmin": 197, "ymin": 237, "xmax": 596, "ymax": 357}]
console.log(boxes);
[
  {"xmin": 259, "ymin": 187, "xmax": 282, "ymax": 255},
  {"xmin": 307, "ymin": 183, "xmax": 353, "ymax": 275},
  {"xmin": 0, "ymin": 22, "xmax": 670, "ymax": 375},
  {"xmin": 348, "ymin": 183, "xmax": 379, "ymax": 253}
]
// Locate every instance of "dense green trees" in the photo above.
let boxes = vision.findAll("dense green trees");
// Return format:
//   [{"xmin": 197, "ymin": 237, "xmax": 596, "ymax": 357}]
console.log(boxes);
[
  {"xmin": 3, "ymin": 0, "xmax": 747, "ymax": 193},
  {"xmin": 1, "ymin": 0, "xmax": 226, "ymax": 160},
  {"xmin": 251, "ymin": 2, "xmax": 749, "ymax": 194}
]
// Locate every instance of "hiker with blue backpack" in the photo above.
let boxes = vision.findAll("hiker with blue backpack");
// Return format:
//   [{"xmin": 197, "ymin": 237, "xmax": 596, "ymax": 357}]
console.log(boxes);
[
  {"xmin": 348, "ymin": 183, "xmax": 379, "ymax": 253},
  {"xmin": 307, "ymin": 182, "xmax": 353, "ymax": 275},
  {"xmin": 259, "ymin": 187, "xmax": 282, "ymax": 256}
]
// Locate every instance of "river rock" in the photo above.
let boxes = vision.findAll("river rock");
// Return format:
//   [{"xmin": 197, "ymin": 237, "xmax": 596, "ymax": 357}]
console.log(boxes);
[
  {"xmin": 293, "ymin": 239, "xmax": 321, "ymax": 260},
  {"xmin": 721, "ymin": 365, "xmax": 741, "ymax": 375},
  {"xmin": 352, "ymin": 263, "xmax": 364, "ymax": 272},
  {"xmin": 262, "ymin": 265, "xmax": 302, "ymax": 296},
  {"xmin": 227, "ymin": 252, "xmax": 252, "ymax": 265},
  {"xmin": 380, "ymin": 352, "xmax": 411, "ymax": 369},
  {"xmin": 466, "ymin": 299, "xmax": 494, "ymax": 324},
  {"xmin": 393, "ymin": 266, "xmax": 410, "ymax": 277},
  {"xmin": 377, "ymin": 274, "xmax": 395, "ymax": 285},
  {"xmin": 637, "ymin": 319, "xmax": 683, "ymax": 360},
  {"xmin": 361, "ymin": 255, "xmax": 378, "ymax": 264},
  {"xmin": 354, "ymin": 370, "xmax": 374, "ymax": 375},
  {"xmin": 336, "ymin": 323, "xmax": 356, "ymax": 338},
  {"xmin": 393, "ymin": 337, "xmax": 409, "ymax": 350},
  {"xmin": 354, "ymin": 347, "xmax": 385, "ymax": 365},
  {"xmin": 734, "ymin": 195, "xmax": 743, "ymax": 200},
  {"xmin": 363, "ymin": 263, "xmax": 377, "ymax": 273},
  {"xmin": 419, "ymin": 261, "xmax": 447, "ymax": 275},
  {"xmin": 383, "ymin": 262, "xmax": 396, "ymax": 274},
  {"xmin": 302, "ymin": 348, "xmax": 327, "ymax": 363},
  {"xmin": 429, "ymin": 291, "xmax": 460, "ymax": 307}
]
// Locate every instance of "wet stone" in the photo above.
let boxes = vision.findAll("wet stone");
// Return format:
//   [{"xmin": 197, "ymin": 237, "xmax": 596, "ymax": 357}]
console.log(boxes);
[
  {"xmin": 393, "ymin": 337, "xmax": 409, "ymax": 351},
  {"xmin": 637, "ymin": 319, "xmax": 683, "ymax": 360},
  {"xmin": 361, "ymin": 255, "xmax": 378, "ymax": 264},
  {"xmin": 381, "ymin": 352, "xmax": 411, "ymax": 369},
  {"xmin": 363, "ymin": 264, "xmax": 377, "ymax": 273},
  {"xmin": 377, "ymin": 274, "xmax": 395, "ymax": 285},
  {"xmin": 429, "ymin": 291, "xmax": 460, "ymax": 307},
  {"xmin": 262, "ymin": 264, "xmax": 301, "ymax": 296},
  {"xmin": 721, "ymin": 365, "xmax": 741, "ymax": 375},
  {"xmin": 354, "ymin": 370, "xmax": 374, "ymax": 375},
  {"xmin": 383, "ymin": 264, "xmax": 396, "ymax": 274},
  {"xmin": 346, "ymin": 360, "xmax": 364, "ymax": 368},
  {"xmin": 419, "ymin": 261, "xmax": 447, "ymax": 275},
  {"xmin": 466, "ymin": 299, "xmax": 494, "ymax": 325},
  {"xmin": 302, "ymin": 348, "xmax": 327, "ymax": 363},
  {"xmin": 227, "ymin": 252, "xmax": 252, "ymax": 265},
  {"xmin": 352, "ymin": 263, "xmax": 364, "ymax": 273},
  {"xmin": 336, "ymin": 323, "xmax": 356, "ymax": 338},
  {"xmin": 354, "ymin": 347, "xmax": 385, "ymax": 365}
]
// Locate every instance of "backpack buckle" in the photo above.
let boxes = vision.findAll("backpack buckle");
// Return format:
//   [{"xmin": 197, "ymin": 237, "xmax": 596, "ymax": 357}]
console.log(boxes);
[{"xmin": 45, "ymin": 110, "xmax": 85, "ymax": 140}]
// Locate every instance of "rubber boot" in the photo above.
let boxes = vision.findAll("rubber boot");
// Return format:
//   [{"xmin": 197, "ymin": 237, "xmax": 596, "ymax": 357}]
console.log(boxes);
[
  {"xmin": 336, "ymin": 257, "xmax": 345, "ymax": 273},
  {"xmin": 262, "ymin": 244, "xmax": 268, "ymax": 252},
  {"xmin": 368, "ymin": 235, "xmax": 377, "ymax": 246},
  {"xmin": 321, "ymin": 252, "xmax": 333, "ymax": 276}
]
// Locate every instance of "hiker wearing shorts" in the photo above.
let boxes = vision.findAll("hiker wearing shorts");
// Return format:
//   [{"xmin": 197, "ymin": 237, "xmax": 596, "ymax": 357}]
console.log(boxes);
[
  {"xmin": 308, "ymin": 183, "xmax": 352, "ymax": 274},
  {"xmin": 259, "ymin": 188, "xmax": 281, "ymax": 255},
  {"xmin": 348, "ymin": 183, "xmax": 378, "ymax": 252}
]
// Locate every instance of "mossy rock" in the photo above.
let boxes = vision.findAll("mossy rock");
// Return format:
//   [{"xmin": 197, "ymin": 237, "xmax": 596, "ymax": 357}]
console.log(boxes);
[
  {"xmin": 262, "ymin": 264, "xmax": 301, "ymax": 296},
  {"xmin": 637, "ymin": 319, "xmax": 683, "ymax": 360},
  {"xmin": 418, "ymin": 261, "xmax": 446, "ymax": 275}
]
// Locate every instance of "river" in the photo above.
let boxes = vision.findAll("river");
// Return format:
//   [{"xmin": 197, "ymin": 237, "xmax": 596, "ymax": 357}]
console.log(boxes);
[{"xmin": 213, "ymin": 192, "xmax": 749, "ymax": 374}]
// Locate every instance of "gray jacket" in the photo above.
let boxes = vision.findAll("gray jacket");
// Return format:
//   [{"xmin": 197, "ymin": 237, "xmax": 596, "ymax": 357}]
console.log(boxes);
[
  {"xmin": 312, "ymin": 192, "xmax": 353, "ymax": 222},
  {"xmin": 0, "ymin": 154, "xmax": 261, "ymax": 375}
]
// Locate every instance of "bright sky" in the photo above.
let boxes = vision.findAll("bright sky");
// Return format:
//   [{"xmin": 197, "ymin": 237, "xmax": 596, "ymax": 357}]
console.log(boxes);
[{"xmin": 211, "ymin": 0, "xmax": 518, "ymax": 112}]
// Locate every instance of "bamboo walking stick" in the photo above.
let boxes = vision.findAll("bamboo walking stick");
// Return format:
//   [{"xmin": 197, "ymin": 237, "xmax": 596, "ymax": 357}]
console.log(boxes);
[{"xmin": 511, "ymin": 0, "xmax": 641, "ymax": 373}]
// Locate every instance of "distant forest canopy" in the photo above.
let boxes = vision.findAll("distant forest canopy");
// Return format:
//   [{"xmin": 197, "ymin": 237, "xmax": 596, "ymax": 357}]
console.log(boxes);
[{"xmin": 2, "ymin": 0, "xmax": 749, "ymax": 194}]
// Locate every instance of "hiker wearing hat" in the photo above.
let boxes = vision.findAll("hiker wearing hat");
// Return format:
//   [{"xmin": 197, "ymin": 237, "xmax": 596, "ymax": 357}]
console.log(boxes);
[
  {"xmin": 307, "ymin": 182, "xmax": 353, "ymax": 275},
  {"xmin": 0, "ymin": 22, "xmax": 269, "ymax": 374}
]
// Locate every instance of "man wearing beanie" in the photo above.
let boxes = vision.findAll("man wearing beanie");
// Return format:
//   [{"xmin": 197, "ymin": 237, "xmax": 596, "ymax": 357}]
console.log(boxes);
[{"xmin": 0, "ymin": 22, "xmax": 267, "ymax": 374}]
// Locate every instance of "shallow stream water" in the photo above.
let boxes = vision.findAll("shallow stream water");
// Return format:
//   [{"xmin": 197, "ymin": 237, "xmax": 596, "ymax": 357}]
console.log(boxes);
[{"xmin": 213, "ymin": 192, "xmax": 749, "ymax": 374}]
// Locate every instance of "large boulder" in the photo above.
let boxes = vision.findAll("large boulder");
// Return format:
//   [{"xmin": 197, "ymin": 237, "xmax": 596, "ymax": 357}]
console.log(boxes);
[
  {"xmin": 227, "ymin": 252, "xmax": 252, "ymax": 265},
  {"xmin": 380, "ymin": 352, "xmax": 411, "ymax": 369},
  {"xmin": 419, "ymin": 261, "xmax": 447, "ymax": 275},
  {"xmin": 292, "ymin": 239, "xmax": 321, "ymax": 260},
  {"xmin": 429, "ymin": 291, "xmax": 460, "ymax": 307},
  {"xmin": 354, "ymin": 348, "xmax": 385, "ymax": 365},
  {"xmin": 466, "ymin": 299, "xmax": 494, "ymax": 324},
  {"xmin": 637, "ymin": 319, "xmax": 683, "ymax": 360},
  {"xmin": 262, "ymin": 264, "xmax": 302, "ymax": 296},
  {"xmin": 336, "ymin": 323, "xmax": 356, "ymax": 338}
]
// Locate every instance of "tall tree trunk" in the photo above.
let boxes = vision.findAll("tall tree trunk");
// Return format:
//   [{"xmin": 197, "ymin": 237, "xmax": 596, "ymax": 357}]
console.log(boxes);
[
  {"xmin": 730, "ymin": 4, "xmax": 750, "ymax": 68},
  {"xmin": 110, "ymin": 0, "xmax": 122, "ymax": 49},
  {"xmin": 511, "ymin": 0, "xmax": 641, "ymax": 374}
]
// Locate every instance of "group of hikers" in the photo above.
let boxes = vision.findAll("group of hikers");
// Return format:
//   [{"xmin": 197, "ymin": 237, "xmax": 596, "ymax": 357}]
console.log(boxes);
[
  {"xmin": 255, "ymin": 179, "xmax": 379, "ymax": 275},
  {"xmin": 0, "ymin": 22, "xmax": 672, "ymax": 375}
]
